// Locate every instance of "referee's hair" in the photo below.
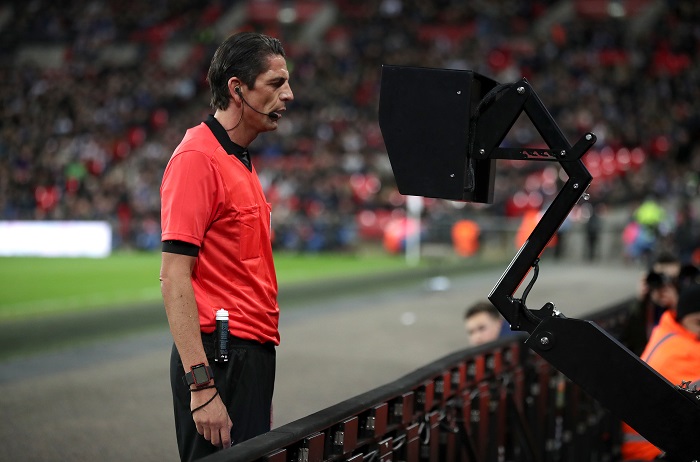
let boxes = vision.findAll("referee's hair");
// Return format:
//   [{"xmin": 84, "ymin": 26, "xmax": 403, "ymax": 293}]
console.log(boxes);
[{"xmin": 207, "ymin": 31, "xmax": 286, "ymax": 111}]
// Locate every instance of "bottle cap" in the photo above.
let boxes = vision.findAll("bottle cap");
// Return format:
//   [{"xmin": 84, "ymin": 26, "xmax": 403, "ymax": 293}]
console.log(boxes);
[{"xmin": 216, "ymin": 309, "xmax": 228, "ymax": 321}]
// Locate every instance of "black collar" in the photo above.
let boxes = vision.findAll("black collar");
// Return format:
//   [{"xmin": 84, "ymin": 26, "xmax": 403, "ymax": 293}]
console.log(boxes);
[{"xmin": 204, "ymin": 114, "xmax": 251, "ymax": 170}]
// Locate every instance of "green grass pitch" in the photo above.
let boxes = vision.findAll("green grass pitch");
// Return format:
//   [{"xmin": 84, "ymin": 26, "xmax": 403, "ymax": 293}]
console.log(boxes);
[{"xmin": 0, "ymin": 251, "xmax": 416, "ymax": 320}]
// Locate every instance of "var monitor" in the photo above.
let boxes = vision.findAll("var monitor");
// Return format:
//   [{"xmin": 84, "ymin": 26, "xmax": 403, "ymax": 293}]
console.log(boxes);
[{"xmin": 378, "ymin": 65, "xmax": 498, "ymax": 203}]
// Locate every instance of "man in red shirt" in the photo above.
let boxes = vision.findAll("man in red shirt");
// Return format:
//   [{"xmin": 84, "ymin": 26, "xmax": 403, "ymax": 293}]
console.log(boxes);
[
  {"xmin": 160, "ymin": 32, "xmax": 293, "ymax": 461},
  {"xmin": 621, "ymin": 279, "xmax": 700, "ymax": 460}
]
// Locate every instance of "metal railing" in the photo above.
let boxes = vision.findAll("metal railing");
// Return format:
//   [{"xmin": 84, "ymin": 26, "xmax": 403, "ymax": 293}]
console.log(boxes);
[{"xmin": 200, "ymin": 300, "xmax": 631, "ymax": 462}]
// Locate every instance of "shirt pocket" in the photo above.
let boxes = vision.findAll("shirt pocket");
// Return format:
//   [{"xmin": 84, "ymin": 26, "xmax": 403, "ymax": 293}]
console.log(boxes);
[{"xmin": 238, "ymin": 205, "xmax": 261, "ymax": 261}]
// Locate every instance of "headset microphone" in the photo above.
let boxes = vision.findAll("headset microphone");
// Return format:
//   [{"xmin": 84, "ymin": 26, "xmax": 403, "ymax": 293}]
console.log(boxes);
[{"xmin": 235, "ymin": 87, "xmax": 280, "ymax": 120}]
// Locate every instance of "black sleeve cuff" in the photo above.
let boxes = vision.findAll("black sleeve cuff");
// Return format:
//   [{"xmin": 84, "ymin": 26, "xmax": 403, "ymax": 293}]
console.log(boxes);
[{"xmin": 162, "ymin": 240, "xmax": 199, "ymax": 257}]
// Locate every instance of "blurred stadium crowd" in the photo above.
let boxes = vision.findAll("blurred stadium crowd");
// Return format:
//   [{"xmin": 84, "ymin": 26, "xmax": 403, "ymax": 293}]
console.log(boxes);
[{"xmin": 1, "ymin": 0, "xmax": 699, "ymax": 258}]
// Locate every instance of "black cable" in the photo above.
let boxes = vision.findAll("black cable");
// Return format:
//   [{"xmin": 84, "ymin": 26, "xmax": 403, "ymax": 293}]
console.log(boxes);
[
  {"xmin": 518, "ymin": 259, "xmax": 544, "ymax": 325},
  {"xmin": 521, "ymin": 259, "xmax": 539, "ymax": 306}
]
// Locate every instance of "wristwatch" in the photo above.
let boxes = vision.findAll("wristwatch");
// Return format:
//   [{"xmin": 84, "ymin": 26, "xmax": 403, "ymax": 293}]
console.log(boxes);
[{"xmin": 183, "ymin": 363, "xmax": 214, "ymax": 388}]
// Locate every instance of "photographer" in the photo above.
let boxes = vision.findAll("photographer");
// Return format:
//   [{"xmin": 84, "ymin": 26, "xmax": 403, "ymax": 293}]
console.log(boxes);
[{"xmin": 623, "ymin": 252, "xmax": 681, "ymax": 355}]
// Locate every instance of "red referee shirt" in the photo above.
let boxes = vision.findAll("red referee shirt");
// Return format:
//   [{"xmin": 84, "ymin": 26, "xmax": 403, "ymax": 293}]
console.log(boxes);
[{"xmin": 161, "ymin": 121, "xmax": 279, "ymax": 345}]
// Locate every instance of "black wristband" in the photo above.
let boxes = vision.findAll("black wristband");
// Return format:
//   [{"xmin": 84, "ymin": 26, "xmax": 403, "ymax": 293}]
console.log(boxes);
[{"xmin": 191, "ymin": 390, "xmax": 219, "ymax": 415}]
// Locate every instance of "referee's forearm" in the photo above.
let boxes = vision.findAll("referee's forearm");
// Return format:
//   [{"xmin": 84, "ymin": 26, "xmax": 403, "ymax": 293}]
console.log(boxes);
[{"xmin": 160, "ymin": 252, "xmax": 208, "ymax": 373}]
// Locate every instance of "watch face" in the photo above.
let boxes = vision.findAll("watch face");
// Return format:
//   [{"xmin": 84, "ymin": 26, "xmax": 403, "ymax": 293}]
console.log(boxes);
[{"xmin": 192, "ymin": 365, "xmax": 210, "ymax": 385}]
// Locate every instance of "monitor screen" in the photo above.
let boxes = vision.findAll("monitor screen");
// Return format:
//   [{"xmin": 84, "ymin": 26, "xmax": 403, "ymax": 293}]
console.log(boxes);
[{"xmin": 378, "ymin": 65, "xmax": 498, "ymax": 203}]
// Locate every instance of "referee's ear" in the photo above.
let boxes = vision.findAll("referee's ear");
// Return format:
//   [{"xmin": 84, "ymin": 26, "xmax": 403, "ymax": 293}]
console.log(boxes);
[{"xmin": 228, "ymin": 77, "xmax": 243, "ymax": 101}]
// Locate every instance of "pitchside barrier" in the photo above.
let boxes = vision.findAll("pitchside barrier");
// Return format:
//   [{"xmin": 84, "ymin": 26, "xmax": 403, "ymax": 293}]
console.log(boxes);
[{"xmin": 201, "ymin": 300, "xmax": 631, "ymax": 462}]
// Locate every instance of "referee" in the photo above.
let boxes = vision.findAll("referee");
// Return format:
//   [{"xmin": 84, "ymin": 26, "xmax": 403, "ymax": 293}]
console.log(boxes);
[{"xmin": 159, "ymin": 32, "xmax": 293, "ymax": 461}]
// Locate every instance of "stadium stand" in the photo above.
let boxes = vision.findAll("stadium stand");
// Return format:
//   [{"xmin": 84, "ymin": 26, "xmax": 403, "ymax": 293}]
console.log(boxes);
[{"xmin": 0, "ymin": 0, "xmax": 698, "ymax": 255}]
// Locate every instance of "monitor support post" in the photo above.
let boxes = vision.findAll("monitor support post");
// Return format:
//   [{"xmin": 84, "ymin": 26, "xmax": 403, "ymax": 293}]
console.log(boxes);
[{"xmin": 379, "ymin": 68, "xmax": 700, "ymax": 461}]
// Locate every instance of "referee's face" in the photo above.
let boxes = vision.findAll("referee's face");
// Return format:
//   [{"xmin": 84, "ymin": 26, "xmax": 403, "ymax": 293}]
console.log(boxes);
[{"xmin": 247, "ymin": 54, "xmax": 293, "ymax": 132}]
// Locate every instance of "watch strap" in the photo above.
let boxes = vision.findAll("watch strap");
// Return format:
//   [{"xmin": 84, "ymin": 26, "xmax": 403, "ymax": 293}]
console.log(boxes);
[{"xmin": 183, "ymin": 365, "xmax": 214, "ymax": 387}]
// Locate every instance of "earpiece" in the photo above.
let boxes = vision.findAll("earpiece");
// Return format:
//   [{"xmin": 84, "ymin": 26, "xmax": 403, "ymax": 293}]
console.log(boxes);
[{"xmin": 235, "ymin": 86, "xmax": 242, "ymax": 95}]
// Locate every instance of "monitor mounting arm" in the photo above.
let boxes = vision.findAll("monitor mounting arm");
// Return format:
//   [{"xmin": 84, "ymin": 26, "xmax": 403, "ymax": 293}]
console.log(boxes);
[
  {"xmin": 379, "ymin": 67, "xmax": 700, "ymax": 459},
  {"xmin": 467, "ymin": 78, "xmax": 700, "ymax": 461},
  {"xmin": 466, "ymin": 78, "xmax": 595, "ymax": 333}
]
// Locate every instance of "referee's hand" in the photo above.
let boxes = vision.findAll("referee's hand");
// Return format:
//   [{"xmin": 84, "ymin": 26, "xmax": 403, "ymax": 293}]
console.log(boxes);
[{"xmin": 191, "ymin": 388, "xmax": 233, "ymax": 449}]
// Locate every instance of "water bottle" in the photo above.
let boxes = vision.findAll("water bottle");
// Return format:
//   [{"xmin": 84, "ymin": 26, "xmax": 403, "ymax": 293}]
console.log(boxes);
[{"xmin": 215, "ymin": 309, "xmax": 229, "ymax": 362}]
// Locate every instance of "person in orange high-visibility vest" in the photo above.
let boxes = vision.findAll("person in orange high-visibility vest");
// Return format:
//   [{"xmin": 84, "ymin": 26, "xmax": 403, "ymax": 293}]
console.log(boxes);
[
  {"xmin": 514, "ymin": 208, "xmax": 557, "ymax": 251},
  {"xmin": 621, "ymin": 280, "xmax": 700, "ymax": 460},
  {"xmin": 451, "ymin": 219, "xmax": 480, "ymax": 257}
]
